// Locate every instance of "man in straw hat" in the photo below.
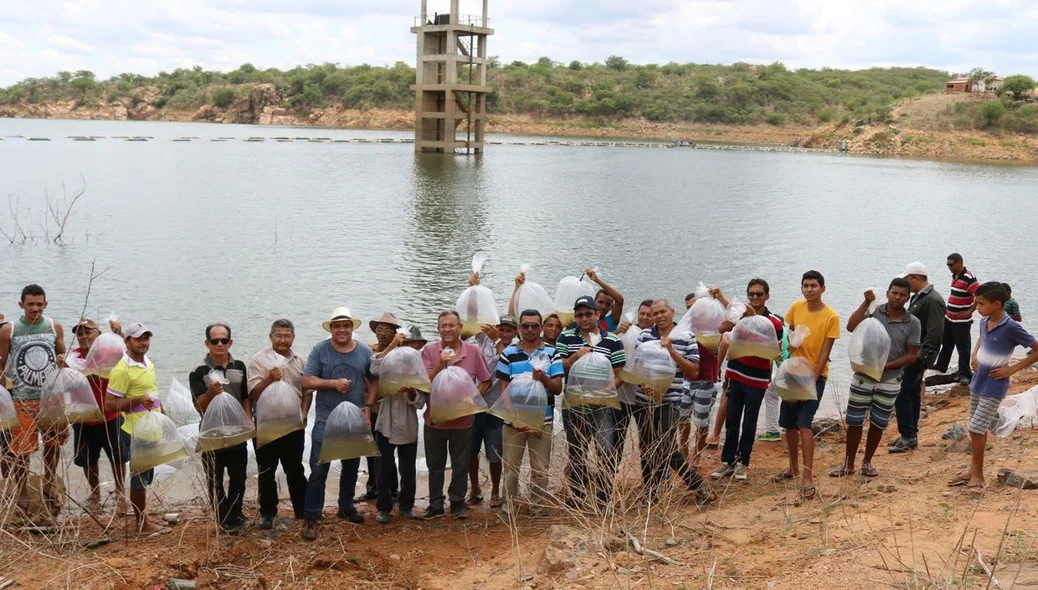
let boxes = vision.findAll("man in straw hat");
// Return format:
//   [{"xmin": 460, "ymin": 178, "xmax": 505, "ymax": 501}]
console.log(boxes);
[
  {"xmin": 361, "ymin": 312, "xmax": 403, "ymax": 503},
  {"xmin": 300, "ymin": 307, "xmax": 374, "ymax": 541}
]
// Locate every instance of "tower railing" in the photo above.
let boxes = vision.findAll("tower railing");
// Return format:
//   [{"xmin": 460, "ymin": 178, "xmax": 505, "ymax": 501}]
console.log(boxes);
[{"xmin": 414, "ymin": 14, "xmax": 488, "ymax": 28}]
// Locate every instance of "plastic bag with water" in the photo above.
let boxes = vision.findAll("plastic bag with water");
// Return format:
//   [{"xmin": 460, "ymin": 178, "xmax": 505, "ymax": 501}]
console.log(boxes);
[
  {"xmin": 514, "ymin": 263, "xmax": 555, "ymax": 319},
  {"xmin": 848, "ymin": 317, "xmax": 892, "ymax": 381},
  {"xmin": 429, "ymin": 365, "xmax": 489, "ymax": 424},
  {"xmin": 195, "ymin": 392, "xmax": 255, "ymax": 452},
  {"xmin": 37, "ymin": 368, "xmax": 103, "ymax": 428},
  {"xmin": 256, "ymin": 381, "xmax": 304, "ymax": 446},
  {"xmin": 0, "ymin": 385, "xmax": 17, "ymax": 431},
  {"xmin": 686, "ymin": 283, "xmax": 725, "ymax": 352},
  {"xmin": 84, "ymin": 332, "xmax": 126, "ymax": 378},
  {"xmin": 159, "ymin": 378, "xmax": 201, "ymax": 427},
  {"xmin": 728, "ymin": 315, "xmax": 781, "ymax": 360},
  {"xmin": 620, "ymin": 340, "xmax": 676, "ymax": 403},
  {"xmin": 130, "ymin": 410, "xmax": 189, "ymax": 474},
  {"xmin": 377, "ymin": 346, "xmax": 432, "ymax": 395},
  {"xmin": 773, "ymin": 357, "xmax": 818, "ymax": 401},
  {"xmin": 565, "ymin": 351, "xmax": 619, "ymax": 409},
  {"xmin": 456, "ymin": 253, "xmax": 499, "ymax": 334},
  {"xmin": 318, "ymin": 401, "xmax": 379, "ymax": 463},
  {"xmin": 489, "ymin": 373, "xmax": 548, "ymax": 431},
  {"xmin": 619, "ymin": 311, "xmax": 641, "ymax": 356},
  {"xmin": 553, "ymin": 274, "xmax": 598, "ymax": 326}
]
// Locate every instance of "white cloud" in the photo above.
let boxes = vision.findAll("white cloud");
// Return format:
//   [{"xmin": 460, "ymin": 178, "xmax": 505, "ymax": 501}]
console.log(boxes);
[{"xmin": 1, "ymin": 0, "xmax": 1036, "ymax": 86}]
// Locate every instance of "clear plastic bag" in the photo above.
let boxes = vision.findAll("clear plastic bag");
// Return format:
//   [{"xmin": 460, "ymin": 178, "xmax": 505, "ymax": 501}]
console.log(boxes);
[
  {"xmin": 515, "ymin": 263, "xmax": 555, "ymax": 318},
  {"xmin": 619, "ymin": 340, "xmax": 676, "ymax": 403},
  {"xmin": 159, "ymin": 379, "xmax": 201, "ymax": 427},
  {"xmin": 725, "ymin": 299, "xmax": 748, "ymax": 324},
  {"xmin": 773, "ymin": 357, "xmax": 818, "ymax": 401},
  {"xmin": 84, "ymin": 332, "xmax": 126, "ymax": 378},
  {"xmin": 256, "ymin": 381, "xmax": 303, "ymax": 447},
  {"xmin": 866, "ymin": 288, "xmax": 883, "ymax": 315},
  {"xmin": 787, "ymin": 325, "xmax": 811, "ymax": 348},
  {"xmin": 553, "ymin": 275, "xmax": 598, "ymax": 326},
  {"xmin": 489, "ymin": 373, "xmax": 548, "ymax": 430},
  {"xmin": 687, "ymin": 283, "xmax": 725, "ymax": 352},
  {"xmin": 195, "ymin": 392, "xmax": 255, "ymax": 452},
  {"xmin": 429, "ymin": 365, "xmax": 489, "ymax": 424},
  {"xmin": 848, "ymin": 317, "xmax": 892, "ymax": 381},
  {"xmin": 377, "ymin": 347, "xmax": 432, "ymax": 395},
  {"xmin": 37, "ymin": 368, "xmax": 103, "ymax": 429},
  {"xmin": 318, "ymin": 401, "xmax": 379, "ymax": 463},
  {"xmin": 0, "ymin": 385, "xmax": 18, "ymax": 431},
  {"xmin": 130, "ymin": 410, "xmax": 189, "ymax": 474},
  {"xmin": 456, "ymin": 253, "xmax": 500, "ymax": 334},
  {"xmin": 565, "ymin": 351, "xmax": 619, "ymax": 409},
  {"xmin": 619, "ymin": 311, "xmax": 641, "ymax": 356},
  {"xmin": 728, "ymin": 315, "xmax": 781, "ymax": 360}
]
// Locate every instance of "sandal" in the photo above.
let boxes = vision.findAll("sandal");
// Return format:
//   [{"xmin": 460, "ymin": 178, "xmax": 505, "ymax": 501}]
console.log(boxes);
[
  {"xmin": 798, "ymin": 485, "xmax": 817, "ymax": 502},
  {"xmin": 489, "ymin": 496, "xmax": 503, "ymax": 509},
  {"xmin": 828, "ymin": 465, "xmax": 853, "ymax": 478},
  {"xmin": 773, "ymin": 470, "xmax": 796, "ymax": 483},
  {"xmin": 947, "ymin": 472, "xmax": 971, "ymax": 487},
  {"xmin": 859, "ymin": 464, "xmax": 879, "ymax": 478},
  {"xmin": 466, "ymin": 494, "xmax": 484, "ymax": 506}
]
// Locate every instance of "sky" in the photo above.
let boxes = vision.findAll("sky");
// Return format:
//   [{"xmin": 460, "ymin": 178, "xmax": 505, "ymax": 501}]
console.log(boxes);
[{"xmin": 1, "ymin": 0, "xmax": 1037, "ymax": 86}]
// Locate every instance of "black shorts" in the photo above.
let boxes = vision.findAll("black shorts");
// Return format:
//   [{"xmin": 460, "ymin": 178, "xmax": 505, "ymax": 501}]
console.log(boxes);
[
  {"xmin": 72, "ymin": 417, "xmax": 129, "ymax": 468},
  {"xmin": 778, "ymin": 377, "xmax": 826, "ymax": 430}
]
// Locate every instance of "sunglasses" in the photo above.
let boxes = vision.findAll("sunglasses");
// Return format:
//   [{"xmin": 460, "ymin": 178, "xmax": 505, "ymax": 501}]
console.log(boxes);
[
  {"xmin": 520, "ymin": 322, "xmax": 542, "ymax": 329},
  {"xmin": 574, "ymin": 311, "xmax": 596, "ymax": 319},
  {"xmin": 208, "ymin": 338, "xmax": 230, "ymax": 345}
]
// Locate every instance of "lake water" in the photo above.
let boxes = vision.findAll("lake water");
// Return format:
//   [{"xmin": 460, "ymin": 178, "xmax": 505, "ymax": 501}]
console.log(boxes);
[{"xmin": 3, "ymin": 118, "xmax": 1038, "ymax": 417}]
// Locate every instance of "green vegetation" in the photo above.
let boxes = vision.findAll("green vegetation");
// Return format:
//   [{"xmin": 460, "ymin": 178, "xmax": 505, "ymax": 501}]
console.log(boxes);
[
  {"xmin": 949, "ymin": 98, "xmax": 1038, "ymax": 133},
  {"xmin": 1, "ymin": 59, "xmax": 1034, "ymax": 133}
]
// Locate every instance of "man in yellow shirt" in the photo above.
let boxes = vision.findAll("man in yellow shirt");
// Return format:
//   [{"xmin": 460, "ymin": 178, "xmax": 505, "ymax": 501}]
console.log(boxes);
[
  {"xmin": 104, "ymin": 323, "xmax": 168, "ymax": 535},
  {"xmin": 775, "ymin": 271, "xmax": 840, "ymax": 502}
]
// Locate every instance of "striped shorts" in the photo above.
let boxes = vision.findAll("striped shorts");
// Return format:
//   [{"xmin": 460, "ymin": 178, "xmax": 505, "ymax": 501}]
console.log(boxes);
[
  {"xmin": 846, "ymin": 375, "xmax": 900, "ymax": 430},
  {"xmin": 968, "ymin": 393, "xmax": 1002, "ymax": 435},
  {"xmin": 683, "ymin": 381, "xmax": 719, "ymax": 429}
]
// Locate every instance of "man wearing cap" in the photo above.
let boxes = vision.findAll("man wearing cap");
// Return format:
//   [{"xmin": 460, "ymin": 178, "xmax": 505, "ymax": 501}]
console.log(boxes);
[
  {"xmin": 189, "ymin": 323, "xmax": 252, "ymax": 533},
  {"xmin": 362, "ymin": 312, "xmax": 403, "ymax": 503},
  {"xmin": 368, "ymin": 325, "xmax": 428, "ymax": 523},
  {"xmin": 891, "ymin": 263, "xmax": 947, "ymax": 453},
  {"xmin": 300, "ymin": 307, "xmax": 374, "ymax": 541},
  {"xmin": 247, "ymin": 319, "xmax": 311, "ymax": 530},
  {"xmin": 466, "ymin": 314, "xmax": 516, "ymax": 509},
  {"xmin": 555, "ymin": 295, "xmax": 626, "ymax": 505},
  {"xmin": 67, "ymin": 317, "xmax": 127, "ymax": 514},
  {"xmin": 104, "ymin": 322, "xmax": 168, "ymax": 534}
]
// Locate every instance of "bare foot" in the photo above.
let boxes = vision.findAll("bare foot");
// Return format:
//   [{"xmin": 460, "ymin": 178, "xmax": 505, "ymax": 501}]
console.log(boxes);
[
  {"xmin": 116, "ymin": 497, "xmax": 130, "ymax": 516},
  {"xmin": 137, "ymin": 518, "xmax": 169, "ymax": 535},
  {"xmin": 86, "ymin": 495, "xmax": 102, "ymax": 514}
]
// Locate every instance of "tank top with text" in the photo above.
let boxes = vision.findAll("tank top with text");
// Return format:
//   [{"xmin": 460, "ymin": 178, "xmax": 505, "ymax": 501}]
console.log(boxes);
[{"xmin": 4, "ymin": 317, "xmax": 58, "ymax": 400}]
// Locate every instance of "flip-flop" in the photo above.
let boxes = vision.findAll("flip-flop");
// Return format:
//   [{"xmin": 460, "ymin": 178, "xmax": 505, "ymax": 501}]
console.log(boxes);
[
  {"xmin": 489, "ymin": 496, "xmax": 503, "ymax": 509},
  {"xmin": 829, "ymin": 465, "xmax": 853, "ymax": 478},
  {"xmin": 859, "ymin": 464, "xmax": 879, "ymax": 478},
  {"xmin": 466, "ymin": 494, "xmax": 484, "ymax": 506},
  {"xmin": 773, "ymin": 470, "xmax": 796, "ymax": 483},
  {"xmin": 798, "ymin": 485, "xmax": 817, "ymax": 502},
  {"xmin": 947, "ymin": 473, "xmax": 971, "ymax": 487}
]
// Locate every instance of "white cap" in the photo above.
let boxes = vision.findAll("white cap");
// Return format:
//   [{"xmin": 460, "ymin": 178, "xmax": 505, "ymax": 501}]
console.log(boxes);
[
  {"xmin": 124, "ymin": 322, "xmax": 152, "ymax": 339},
  {"xmin": 899, "ymin": 261, "xmax": 928, "ymax": 278}
]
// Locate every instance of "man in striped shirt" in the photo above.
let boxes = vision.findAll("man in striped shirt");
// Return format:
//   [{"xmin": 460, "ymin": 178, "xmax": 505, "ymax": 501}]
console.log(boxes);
[
  {"xmin": 634, "ymin": 299, "xmax": 710, "ymax": 503},
  {"xmin": 934, "ymin": 253, "xmax": 979, "ymax": 385}
]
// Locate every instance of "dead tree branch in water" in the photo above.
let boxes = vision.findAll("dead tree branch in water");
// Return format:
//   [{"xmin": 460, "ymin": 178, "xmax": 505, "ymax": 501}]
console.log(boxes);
[{"xmin": 46, "ymin": 174, "xmax": 86, "ymax": 244}]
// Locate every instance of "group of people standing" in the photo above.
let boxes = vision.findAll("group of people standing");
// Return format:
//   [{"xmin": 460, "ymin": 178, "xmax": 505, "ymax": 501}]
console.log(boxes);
[{"xmin": 2, "ymin": 253, "xmax": 1035, "ymax": 539}]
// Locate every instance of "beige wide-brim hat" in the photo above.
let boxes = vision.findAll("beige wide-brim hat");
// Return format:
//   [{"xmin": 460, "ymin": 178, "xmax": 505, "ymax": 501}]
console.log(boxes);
[
  {"xmin": 368, "ymin": 312, "xmax": 401, "ymax": 333},
  {"xmin": 321, "ymin": 307, "xmax": 362, "ymax": 332}
]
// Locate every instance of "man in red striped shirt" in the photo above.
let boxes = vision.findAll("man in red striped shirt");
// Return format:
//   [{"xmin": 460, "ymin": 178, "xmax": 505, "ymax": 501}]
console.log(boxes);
[{"xmin": 934, "ymin": 253, "xmax": 979, "ymax": 385}]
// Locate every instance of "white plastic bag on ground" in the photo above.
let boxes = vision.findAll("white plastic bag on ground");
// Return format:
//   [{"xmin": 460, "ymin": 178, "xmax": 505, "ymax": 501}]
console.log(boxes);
[
  {"xmin": 84, "ymin": 332, "xmax": 126, "ymax": 378},
  {"xmin": 377, "ymin": 347, "xmax": 432, "ymax": 395},
  {"xmin": 429, "ymin": 365, "xmax": 489, "ymax": 424},
  {"xmin": 553, "ymin": 275, "xmax": 598, "ymax": 326},
  {"xmin": 490, "ymin": 373, "xmax": 548, "ymax": 431},
  {"xmin": 319, "ymin": 401, "xmax": 379, "ymax": 463},
  {"xmin": 620, "ymin": 340, "xmax": 676, "ymax": 403},
  {"xmin": 565, "ymin": 351, "xmax": 619, "ymax": 409},
  {"xmin": 37, "ymin": 368, "xmax": 102, "ymax": 429},
  {"xmin": 993, "ymin": 387, "xmax": 1038, "ymax": 437},
  {"xmin": 256, "ymin": 381, "xmax": 303, "ymax": 446},
  {"xmin": 130, "ymin": 411, "xmax": 189, "ymax": 474},
  {"xmin": 0, "ymin": 385, "xmax": 17, "ymax": 431},
  {"xmin": 728, "ymin": 315, "xmax": 781, "ymax": 360},
  {"xmin": 687, "ymin": 283, "xmax": 725, "ymax": 352},
  {"xmin": 773, "ymin": 357, "xmax": 818, "ymax": 401},
  {"xmin": 196, "ymin": 392, "xmax": 255, "ymax": 452},
  {"xmin": 160, "ymin": 379, "xmax": 201, "ymax": 427},
  {"xmin": 848, "ymin": 318, "xmax": 892, "ymax": 381},
  {"xmin": 515, "ymin": 263, "xmax": 555, "ymax": 319}
]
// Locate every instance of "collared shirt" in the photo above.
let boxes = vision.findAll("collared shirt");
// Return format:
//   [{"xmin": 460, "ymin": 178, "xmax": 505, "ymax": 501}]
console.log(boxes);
[
  {"xmin": 908, "ymin": 285, "xmax": 947, "ymax": 369},
  {"xmin": 247, "ymin": 347, "xmax": 307, "ymax": 397},
  {"xmin": 496, "ymin": 342, "xmax": 565, "ymax": 425},
  {"xmin": 107, "ymin": 354, "xmax": 158, "ymax": 435},
  {"xmin": 725, "ymin": 309, "xmax": 785, "ymax": 390},
  {"xmin": 635, "ymin": 326, "xmax": 699, "ymax": 405},
  {"xmin": 971, "ymin": 315, "xmax": 1036, "ymax": 398},
  {"xmin": 70, "ymin": 346, "xmax": 120, "ymax": 424},
  {"xmin": 421, "ymin": 340, "xmax": 493, "ymax": 430},
  {"xmin": 189, "ymin": 354, "xmax": 249, "ymax": 407},
  {"xmin": 371, "ymin": 352, "xmax": 426, "ymax": 445},
  {"xmin": 947, "ymin": 268, "xmax": 980, "ymax": 323},
  {"xmin": 862, "ymin": 304, "xmax": 922, "ymax": 382}
]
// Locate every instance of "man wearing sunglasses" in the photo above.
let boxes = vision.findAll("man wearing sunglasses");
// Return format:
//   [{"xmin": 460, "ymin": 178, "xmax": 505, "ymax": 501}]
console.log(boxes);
[
  {"xmin": 933, "ymin": 253, "xmax": 980, "ymax": 386},
  {"xmin": 189, "ymin": 322, "xmax": 252, "ymax": 533}
]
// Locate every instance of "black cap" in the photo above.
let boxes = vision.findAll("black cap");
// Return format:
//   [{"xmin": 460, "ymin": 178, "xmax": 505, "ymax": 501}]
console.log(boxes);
[{"xmin": 573, "ymin": 295, "xmax": 597, "ymax": 311}]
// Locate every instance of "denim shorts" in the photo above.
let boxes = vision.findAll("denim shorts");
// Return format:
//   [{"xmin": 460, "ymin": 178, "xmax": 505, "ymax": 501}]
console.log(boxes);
[
  {"xmin": 779, "ymin": 377, "xmax": 826, "ymax": 430},
  {"xmin": 471, "ymin": 413, "xmax": 503, "ymax": 463}
]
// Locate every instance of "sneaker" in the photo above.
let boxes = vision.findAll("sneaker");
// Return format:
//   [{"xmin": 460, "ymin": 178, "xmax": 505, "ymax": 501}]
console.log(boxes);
[
  {"xmin": 422, "ymin": 508, "xmax": 445, "ymax": 520},
  {"xmin": 958, "ymin": 375, "xmax": 972, "ymax": 385},
  {"xmin": 887, "ymin": 437, "xmax": 904, "ymax": 447},
  {"xmin": 301, "ymin": 520, "xmax": 317, "ymax": 541},
  {"xmin": 400, "ymin": 508, "xmax": 419, "ymax": 520},
  {"xmin": 258, "ymin": 516, "xmax": 274, "ymax": 531},
  {"xmin": 889, "ymin": 438, "xmax": 918, "ymax": 454},
  {"xmin": 710, "ymin": 463, "xmax": 734, "ymax": 479},
  {"xmin": 337, "ymin": 508, "xmax": 365, "ymax": 524},
  {"xmin": 733, "ymin": 463, "xmax": 748, "ymax": 481},
  {"xmin": 756, "ymin": 432, "xmax": 781, "ymax": 442},
  {"xmin": 376, "ymin": 511, "xmax": 391, "ymax": 524},
  {"xmin": 452, "ymin": 505, "xmax": 470, "ymax": 520}
]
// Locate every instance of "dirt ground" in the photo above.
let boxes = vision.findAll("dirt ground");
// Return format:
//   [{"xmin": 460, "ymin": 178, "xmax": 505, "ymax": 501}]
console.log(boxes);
[{"xmin": 3, "ymin": 371, "xmax": 1038, "ymax": 589}]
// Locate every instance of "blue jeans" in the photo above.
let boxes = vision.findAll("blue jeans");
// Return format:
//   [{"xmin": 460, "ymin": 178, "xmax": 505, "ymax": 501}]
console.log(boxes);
[
  {"xmin": 304, "ymin": 420, "xmax": 360, "ymax": 520},
  {"xmin": 721, "ymin": 381, "xmax": 766, "ymax": 466},
  {"xmin": 562, "ymin": 408, "xmax": 614, "ymax": 499}
]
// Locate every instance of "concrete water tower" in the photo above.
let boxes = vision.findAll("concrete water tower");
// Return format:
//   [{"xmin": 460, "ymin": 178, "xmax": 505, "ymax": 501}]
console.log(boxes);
[{"xmin": 411, "ymin": 1, "xmax": 493, "ymax": 154}]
